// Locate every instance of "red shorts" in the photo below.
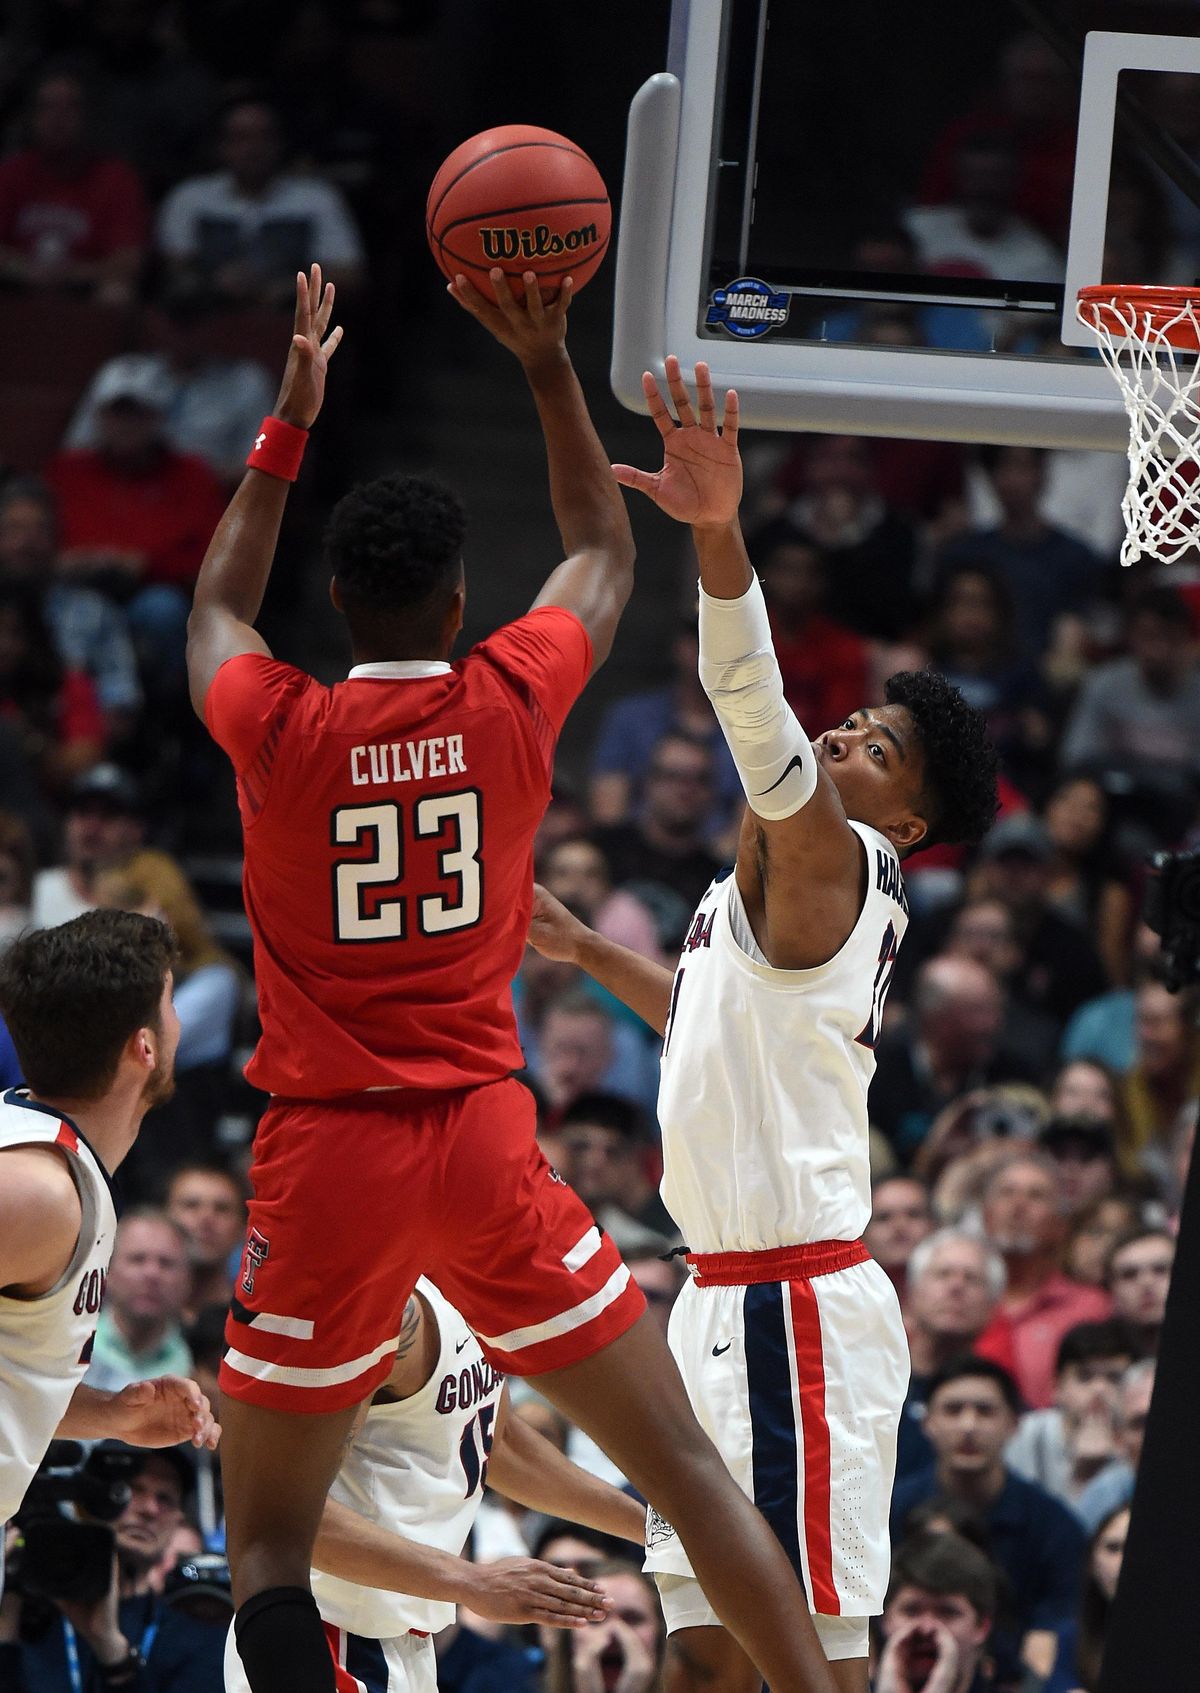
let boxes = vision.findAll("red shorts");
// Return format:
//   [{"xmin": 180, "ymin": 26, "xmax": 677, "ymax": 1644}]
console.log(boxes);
[{"xmin": 219, "ymin": 1077, "xmax": 646, "ymax": 1413}]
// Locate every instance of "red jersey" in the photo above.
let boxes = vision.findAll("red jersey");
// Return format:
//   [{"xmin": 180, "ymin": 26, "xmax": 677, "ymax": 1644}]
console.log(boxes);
[{"xmin": 205, "ymin": 607, "xmax": 591, "ymax": 1097}]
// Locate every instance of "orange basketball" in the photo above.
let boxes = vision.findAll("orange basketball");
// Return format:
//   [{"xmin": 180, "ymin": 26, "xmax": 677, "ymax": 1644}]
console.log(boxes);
[{"xmin": 427, "ymin": 125, "xmax": 610, "ymax": 300}]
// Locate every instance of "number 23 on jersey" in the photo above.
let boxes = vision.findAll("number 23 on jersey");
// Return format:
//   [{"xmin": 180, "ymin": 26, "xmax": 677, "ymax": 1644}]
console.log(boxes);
[{"xmin": 331, "ymin": 790, "xmax": 483, "ymax": 942}]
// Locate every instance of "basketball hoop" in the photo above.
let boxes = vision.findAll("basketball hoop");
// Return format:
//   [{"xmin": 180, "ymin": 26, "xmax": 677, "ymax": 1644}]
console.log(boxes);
[{"xmin": 1077, "ymin": 285, "xmax": 1200, "ymax": 568}]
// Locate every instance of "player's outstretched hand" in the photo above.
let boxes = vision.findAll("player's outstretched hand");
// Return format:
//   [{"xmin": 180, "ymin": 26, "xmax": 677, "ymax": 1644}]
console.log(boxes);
[
  {"xmin": 447, "ymin": 268, "xmax": 572, "ymax": 370},
  {"xmin": 611, "ymin": 356, "xmax": 741, "ymax": 527},
  {"xmin": 529, "ymin": 883, "xmax": 589, "ymax": 964},
  {"xmin": 464, "ymin": 1555, "xmax": 612, "ymax": 1628},
  {"xmin": 273, "ymin": 264, "xmax": 344, "ymax": 430},
  {"xmin": 104, "ymin": 1375, "xmax": 221, "ymax": 1451}
]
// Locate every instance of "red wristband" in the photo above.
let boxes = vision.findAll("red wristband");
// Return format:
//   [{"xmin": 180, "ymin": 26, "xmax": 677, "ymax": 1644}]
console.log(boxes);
[{"xmin": 247, "ymin": 415, "xmax": 308, "ymax": 482}]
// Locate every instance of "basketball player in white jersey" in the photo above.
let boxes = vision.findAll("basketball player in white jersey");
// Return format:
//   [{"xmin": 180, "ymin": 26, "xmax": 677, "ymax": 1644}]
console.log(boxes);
[
  {"xmin": 0, "ymin": 912, "xmax": 220, "ymax": 1547},
  {"xmin": 224, "ymin": 1275, "xmax": 646, "ymax": 1693},
  {"xmin": 530, "ymin": 359, "xmax": 999, "ymax": 1693}
]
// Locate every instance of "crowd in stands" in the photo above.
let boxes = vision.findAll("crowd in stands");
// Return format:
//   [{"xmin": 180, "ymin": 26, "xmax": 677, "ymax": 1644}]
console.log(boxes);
[{"xmin": 0, "ymin": 7, "xmax": 1197, "ymax": 1692}]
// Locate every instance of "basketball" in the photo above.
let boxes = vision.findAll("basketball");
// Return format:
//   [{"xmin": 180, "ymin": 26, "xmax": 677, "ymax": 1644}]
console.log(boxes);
[{"xmin": 426, "ymin": 125, "xmax": 610, "ymax": 300}]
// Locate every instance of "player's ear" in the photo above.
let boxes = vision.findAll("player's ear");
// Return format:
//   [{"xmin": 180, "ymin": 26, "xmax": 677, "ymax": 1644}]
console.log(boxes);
[{"xmin": 887, "ymin": 812, "xmax": 927, "ymax": 856}]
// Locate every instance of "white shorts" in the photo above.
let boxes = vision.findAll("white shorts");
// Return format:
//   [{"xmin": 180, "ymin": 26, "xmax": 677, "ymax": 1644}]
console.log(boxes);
[
  {"xmin": 643, "ymin": 1251, "xmax": 908, "ymax": 1651},
  {"xmin": 224, "ymin": 1617, "xmax": 436, "ymax": 1693}
]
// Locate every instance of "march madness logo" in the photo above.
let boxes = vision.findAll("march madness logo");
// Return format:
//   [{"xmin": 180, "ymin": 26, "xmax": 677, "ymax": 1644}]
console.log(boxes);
[{"xmin": 706, "ymin": 277, "xmax": 791, "ymax": 339}]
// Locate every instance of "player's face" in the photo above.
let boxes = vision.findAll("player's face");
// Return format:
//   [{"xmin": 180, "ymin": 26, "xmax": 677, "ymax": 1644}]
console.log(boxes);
[
  {"xmin": 924, "ymin": 1381, "xmax": 1015, "ymax": 1474},
  {"xmin": 864, "ymin": 1179, "xmax": 932, "ymax": 1270},
  {"xmin": 814, "ymin": 706, "xmax": 928, "ymax": 855},
  {"xmin": 143, "ymin": 974, "xmax": 181, "ymax": 1109}
]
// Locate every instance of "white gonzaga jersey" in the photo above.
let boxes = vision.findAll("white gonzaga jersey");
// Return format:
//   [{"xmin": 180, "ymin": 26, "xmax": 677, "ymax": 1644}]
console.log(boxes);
[
  {"xmin": 310, "ymin": 1278, "xmax": 504, "ymax": 1638},
  {"xmin": 657, "ymin": 822, "xmax": 909, "ymax": 1253},
  {"xmin": 0, "ymin": 1091, "xmax": 118, "ymax": 1523}
]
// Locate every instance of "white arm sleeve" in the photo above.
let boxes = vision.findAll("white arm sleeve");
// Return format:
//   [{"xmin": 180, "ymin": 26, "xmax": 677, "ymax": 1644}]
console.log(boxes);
[{"xmin": 697, "ymin": 575, "xmax": 819, "ymax": 820}]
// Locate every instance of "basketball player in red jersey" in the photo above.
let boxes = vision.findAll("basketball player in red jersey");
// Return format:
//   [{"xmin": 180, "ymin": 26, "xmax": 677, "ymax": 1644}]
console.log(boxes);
[{"xmin": 187, "ymin": 264, "xmax": 843, "ymax": 1693}]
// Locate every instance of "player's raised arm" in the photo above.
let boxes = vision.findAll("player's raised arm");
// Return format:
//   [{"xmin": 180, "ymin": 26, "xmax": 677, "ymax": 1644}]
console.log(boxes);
[
  {"xmin": 448, "ymin": 268, "xmax": 635, "ymax": 670},
  {"xmin": 529, "ymin": 884, "xmax": 674, "ymax": 1036},
  {"xmin": 186, "ymin": 265, "xmax": 344, "ymax": 718}
]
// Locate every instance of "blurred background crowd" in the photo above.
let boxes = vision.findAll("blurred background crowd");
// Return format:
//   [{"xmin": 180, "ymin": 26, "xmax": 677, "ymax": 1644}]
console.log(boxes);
[{"xmin": 0, "ymin": 4, "xmax": 1197, "ymax": 1691}]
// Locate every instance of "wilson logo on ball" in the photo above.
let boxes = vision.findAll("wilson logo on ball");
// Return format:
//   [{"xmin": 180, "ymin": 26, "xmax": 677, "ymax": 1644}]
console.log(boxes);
[{"xmin": 478, "ymin": 222, "xmax": 600, "ymax": 263}]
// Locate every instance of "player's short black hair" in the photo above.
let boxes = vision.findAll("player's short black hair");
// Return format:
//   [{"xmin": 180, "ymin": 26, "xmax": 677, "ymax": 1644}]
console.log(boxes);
[
  {"xmin": 885, "ymin": 670, "xmax": 999, "ymax": 851},
  {"xmin": 925, "ymin": 1354, "xmax": 1023, "ymax": 1418},
  {"xmin": 0, "ymin": 910, "xmax": 177, "ymax": 1099},
  {"xmin": 325, "ymin": 473, "xmax": 466, "ymax": 617}
]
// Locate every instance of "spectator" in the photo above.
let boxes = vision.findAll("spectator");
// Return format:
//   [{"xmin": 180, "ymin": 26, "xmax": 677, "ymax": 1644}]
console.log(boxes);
[
  {"xmin": 970, "ymin": 812, "xmax": 1109, "ymax": 1024},
  {"xmin": 156, "ymin": 95, "xmax": 365, "ymax": 308},
  {"xmin": 869, "ymin": 955, "xmax": 1037, "ymax": 1161},
  {"xmin": 1120, "ymin": 980, "xmax": 1200, "ymax": 1184},
  {"xmin": 31, "ymin": 762, "xmax": 145, "ymax": 928},
  {"xmin": 546, "ymin": 1559, "xmax": 664, "ymax": 1693},
  {"xmin": 0, "ymin": 580, "xmax": 105, "ymax": 793},
  {"xmin": 557, "ymin": 1090, "xmax": 678, "ymax": 1246},
  {"xmin": 46, "ymin": 358, "xmax": 226, "ymax": 685},
  {"xmin": 587, "ymin": 616, "xmax": 741, "ymax": 833},
  {"xmin": 876, "ymin": 1530, "xmax": 998, "ymax": 1693},
  {"xmin": 1048, "ymin": 1058, "xmax": 1125, "ymax": 1131},
  {"xmin": 528, "ymin": 989, "xmax": 643, "ymax": 1116},
  {"xmin": 0, "ymin": 477, "xmax": 142, "ymax": 729},
  {"xmin": 0, "ymin": 1445, "xmax": 226, "ymax": 1690},
  {"xmin": 1074, "ymin": 1360, "xmax": 1155, "ymax": 1534},
  {"xmin": 746, "ymin": 519, "xmax": 868, "ymax": 734},
  {"xmin": 624, "ymin": 1250, "xmax": 686, "ymax": 1341},
  {"xmin": 1046, "ymin": 1505, "xmax": 1130, "ymax": 1693},
  {"xmin": 515, "ymin": 962, "xmax": 659, "ymax": 1117},
  {"xmin": 1059, "ymin": 925, "xmax": 1164, "ymax": 1075},
  {"xmin": 899, "ymin": 1229, "xmax": 1008, "ymax": 1481},
  {"xmin": 904, "ymin": 131, "xmax": 1064, "ymax": 285},
  {"xmin": 1005, "ymin": 1321, "xmax": 1134, "ymax": 1515},
  {"xmin": 65, "ymin": 280, "xmax": 275, "ymax": 484},
  {"xmin": 923, "ymin": 562, "xmax": 1053, "ymax": 796},
  {"xmin": 0, "ymin": 807, "xmax": 34, "ymax": 945},
  {"xmin": 891, "ymin": 1357, "xmax": 1086, "ymax": 1677},
  {"xmin": 942, "ymin": 895, "xmax": 1060, "ymax": 1077},
  {"xmin": 974, "ymin": 1152, "xmax": 1113, "ymax": 1409},
  {"xmin": 0, "ymin": 65, "xmax": 147, "ymax": 303},
  {"xmin": 1065, "ymin": 1195, "xmax": 1144, "ymax": 1290},
  {"xmin": 86, "ymin": 1209, "xmax": 194, "ymax": 1392},
  {"xmin": 1041, "ymin": 775, "xmax": 1134, "ymax": 987},
  {"xmin": 781, "ymin": 433, "xmax": 919, "ymax": 640},
  {"xmin": 865, "ymin": 1173, "xmax": 935, "ymax": 1300},
  {"xmin": 1104, "ymin": 1228, "xmax": 1175, "ymax": 1359},
  {"xmin": 1036, "ymin": 1117, "xmax": 1120, "ymax": 1221},
  {"xmin": 1060, "ymin": 585, "xmax": 1200, "ymax": 785},
  {"xmin": 539, "ymin": 833, "xmax": 663, "ymax": 964},
  {"xmin": 593, "ymin": 731, "xmax": 723, "ymax": 914},
  {"xmin": 166, "ymin": 1163, "xmax": 247, "ymax": 1323},
  {"xmin": 936, "ymin": 447, "xmax": 1104, "ymax": 661}
]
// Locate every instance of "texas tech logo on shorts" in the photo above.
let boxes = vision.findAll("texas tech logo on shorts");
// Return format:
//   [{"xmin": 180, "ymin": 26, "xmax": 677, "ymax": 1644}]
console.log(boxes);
[{"xmin": 240, "ymin": 1228, "xmax": 270, "ymax": 1296}]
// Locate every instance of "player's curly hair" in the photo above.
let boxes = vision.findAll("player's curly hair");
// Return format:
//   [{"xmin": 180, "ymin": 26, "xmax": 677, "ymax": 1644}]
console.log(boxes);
[
  {"xmin": 324, "ymin": 472, "xmax": 467, "ymax": 614},
  {"xmin": 885, "ymin": 670, "xmax": 999, "ymax": 851}
]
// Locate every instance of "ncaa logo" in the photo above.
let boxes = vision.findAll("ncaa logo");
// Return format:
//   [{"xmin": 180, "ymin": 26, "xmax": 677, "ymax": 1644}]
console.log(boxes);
[
  {"xmin": 240, "ymin": 1228, "xmax": 270, "ymax": 1296},
  {"xmin": 705, "ymin": 276, "xmax": 791, "ymax": 340}
]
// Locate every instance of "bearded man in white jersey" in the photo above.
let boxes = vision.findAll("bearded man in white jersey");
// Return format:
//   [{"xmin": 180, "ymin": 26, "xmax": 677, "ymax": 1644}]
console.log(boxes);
[
  {"xmin": 529, "ymin": 360, "xmax": 999, "ymax": 1693},
  {"xmin": 223, "ymin": 1276, "xmax": 646, "ymax": 1693},
  {"xmin": 0, "ymin": 913, "xmax": 219, "ymax": 1592}
]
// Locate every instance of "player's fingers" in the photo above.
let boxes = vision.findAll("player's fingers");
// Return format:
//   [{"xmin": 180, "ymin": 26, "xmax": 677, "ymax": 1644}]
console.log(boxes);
[
  {"xmin": 665, "ymin": 354, "xmax": 697, "ymax": 428},
  {"xmin": 315, "ymin": 280, "xmax": 336, "ymax": 337},
  {"xmin": 522, "ymin": 270, "xmax": 544, "ymax": 322},
  {"xmin": 293, "ymin": 270, "xmax": 309, "ymax": 335},
  {"xmin": 695, "ymin": 361, "xmax": 717, "ymax": 429},
  {"xmin": 611, "ymin": 463, "xmax": 660, "ymax": 500},
  {"xmin": 489, "ymin": 267, "xmax": 521, "ymax": 314},
  {"xmin": 447, "ymin": 275, "xmax": 484, "ymax": 315},
  {"xmin": 309, "ymin": 262, "xmax": 322, "ymax": 314},
  {"xmin": 722, "ymin": 386, "xmax": 740, "ymax": 444},
  {"xmin": 322, "ymin": 324, "xmax": 345, "ymax": 359},
  {"xmin": 641, "ymin": 371, "xmax": 675, "ymax": 439},
  {"xmin": 557, "ymin": 275, "xmax": 574, "ymax": 316}
]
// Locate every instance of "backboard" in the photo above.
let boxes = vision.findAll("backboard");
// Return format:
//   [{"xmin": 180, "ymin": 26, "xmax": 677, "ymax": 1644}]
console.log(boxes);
[{"xmin": 611, "ymin": 0, "xmax": 1200, "ymax": 448}]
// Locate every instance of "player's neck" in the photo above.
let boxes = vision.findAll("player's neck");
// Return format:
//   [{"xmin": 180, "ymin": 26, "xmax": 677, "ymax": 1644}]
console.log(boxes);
[
  {"xmin": 350, "ymin": 639, "xmax": 454, "ymax": 666},
  {"xmin": 31, "ymin": 1086, "xmax": 143, "ymax": 1177}
]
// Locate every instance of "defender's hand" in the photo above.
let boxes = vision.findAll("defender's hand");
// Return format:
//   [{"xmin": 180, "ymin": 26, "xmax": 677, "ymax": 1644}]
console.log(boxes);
[
  {"xmin": 104, "ymin": 1375, "xmax": 221, "ymax": 1450},
  {"xmin": 448, "ymin": 268, "xmax": 572, "ymax": 371},
  {"xmin": 464, "ymin": 1556, "xmax": 612, "ymax": 1628},
  {"xmin": 274, "ymin": 264, "xmax": 344, "ymax": 430},
  {"xmin": 528, "ymin": 883, "xmax": 589, "ymax": 965},
  {"xmin": 611, "ymin": 357, "xmax": 741, "ymax": 527}
]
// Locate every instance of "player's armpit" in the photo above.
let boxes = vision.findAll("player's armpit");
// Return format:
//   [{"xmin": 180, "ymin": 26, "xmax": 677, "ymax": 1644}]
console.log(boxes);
[
  {"xmin": 186, "ymin": 604, "xmax": 272, "ymax": 722},
  {"xmin": 735, "ymin": 796, "xmax": 867, "ymax": 972}
]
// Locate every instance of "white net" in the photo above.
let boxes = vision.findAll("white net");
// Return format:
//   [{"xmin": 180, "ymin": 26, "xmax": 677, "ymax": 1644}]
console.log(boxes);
[{"xmin": 1076, "ymin": 291, "xmax": 1200, "ymax": 568}]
